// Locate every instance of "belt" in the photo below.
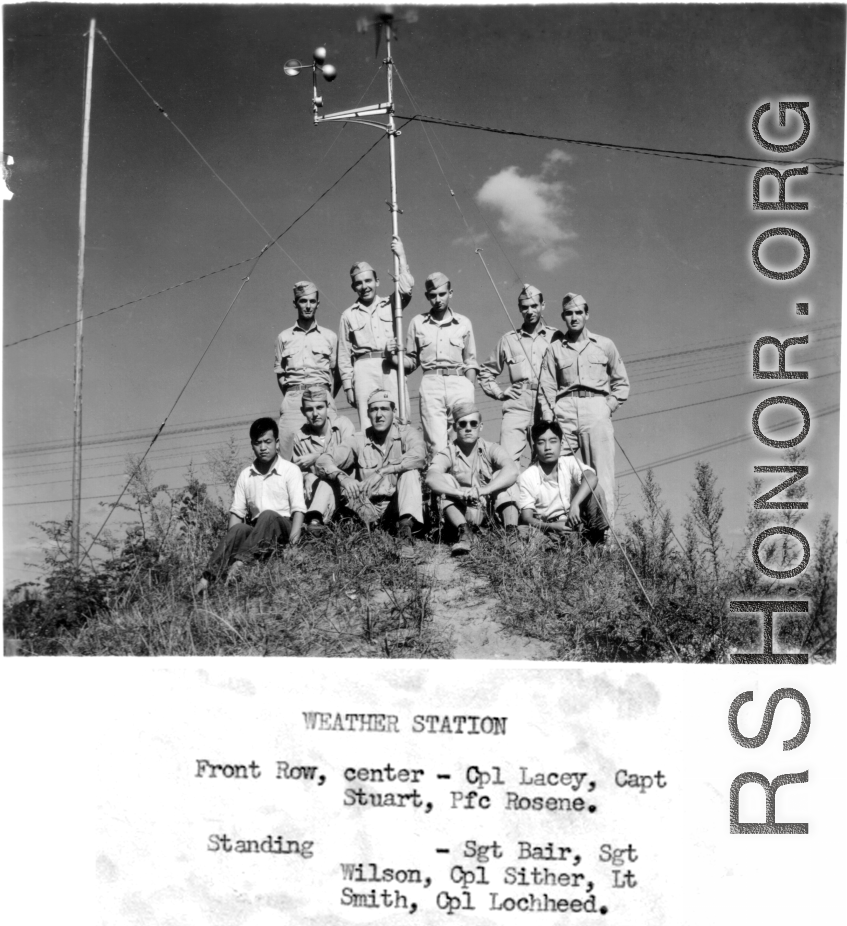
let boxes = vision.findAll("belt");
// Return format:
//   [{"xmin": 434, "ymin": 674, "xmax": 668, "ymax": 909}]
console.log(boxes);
[
  {"xmin": 423, "ymin": 366, "xmax": 463, "ymax": 377},
  {"xmin": 354, "ymin": 350, "xmax": 386, "ymax": 361},
  {"xmin": 511, "ymin": 379, "xmax": 538, "ymax": 391},
  {"xmin": 283, "ymin": 382, "xmax": 327, "ymax": 393},
  {"xmin": 565, "ymin": 388, "xmax": 605, "ymax": 399}
]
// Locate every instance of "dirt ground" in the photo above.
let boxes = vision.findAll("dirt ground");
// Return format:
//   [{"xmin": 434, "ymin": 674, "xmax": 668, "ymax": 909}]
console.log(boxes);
[{"xmin": 419, "ymin": 547, "xmax": 555, "ymax": 660}]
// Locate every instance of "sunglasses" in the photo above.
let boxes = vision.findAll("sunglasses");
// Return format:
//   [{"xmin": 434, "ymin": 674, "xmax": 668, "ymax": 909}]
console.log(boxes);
[{"xmin": 456, "ymin": 419, "xmax": 480, "ymax": 428}]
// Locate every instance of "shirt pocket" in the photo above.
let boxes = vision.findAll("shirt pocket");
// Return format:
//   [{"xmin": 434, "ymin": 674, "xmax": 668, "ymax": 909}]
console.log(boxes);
[
  {"xmin": 348, "ymin": 315, "xmax": 371, "ymax": 348},
  {"xmin": 557, "ymin": 352, "xmax": 577, "ymax": 387},
  {"xmin": 585, "ymin": 351, "xmax": 609, "ymax": 389},
  {"xmin": 448, "ymin": 332, "xmax": 466, "ymax": 360},
  {"xmin": 279, "ymin": 346, "xmax": 298, "ymax": 369}
]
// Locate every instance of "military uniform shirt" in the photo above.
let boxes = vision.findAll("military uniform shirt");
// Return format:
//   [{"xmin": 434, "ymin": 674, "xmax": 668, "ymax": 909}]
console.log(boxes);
[
  {"xmin": 537, "ymin": 329, "xmax": 629, "ymax": 410},
  {"xmin": 337, "ymin": 268, "xmax": 414, "ymax": 390},
  {"xmin": 292, "ymin": 415, "xmax": 356, "ymax": 473},
  {"xmin": 404, "ymin": 309, "xmax": 479, "ymax": 373},
  {"xmin": 479, "ymin": 324, "xmax": 561, "ymax": 397},
  {"xmin": 315, "ymin": 423, "xmax": 426, "ymax": 482},
  {"xmin": 273, "ymin": 321, "xmax": 338, "ymax": 389},
  {"xmin": 427, "ymin": 437, "xmax": 512, "ymax": 489}
]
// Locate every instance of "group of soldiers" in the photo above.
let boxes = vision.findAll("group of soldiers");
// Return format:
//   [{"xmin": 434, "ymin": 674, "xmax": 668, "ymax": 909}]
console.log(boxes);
[{"xmin": 195, "ymin": 237, "xmax": 630, "ymax": 591}]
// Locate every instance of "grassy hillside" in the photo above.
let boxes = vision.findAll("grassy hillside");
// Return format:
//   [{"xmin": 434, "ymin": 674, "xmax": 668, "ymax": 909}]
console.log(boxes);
[{"xmin": 4, "ymin": 450, "xmax": 836, "ymax": 661}]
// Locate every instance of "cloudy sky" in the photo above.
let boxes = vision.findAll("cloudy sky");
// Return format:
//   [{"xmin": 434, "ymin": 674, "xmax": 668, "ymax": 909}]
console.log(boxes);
[{"xmin": 3, "ymin": 2, "xmax": 843, "ymax": 585}]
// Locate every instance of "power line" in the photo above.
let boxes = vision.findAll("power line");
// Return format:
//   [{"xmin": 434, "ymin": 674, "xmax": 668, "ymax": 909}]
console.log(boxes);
[
  {"xmin": 96, "ymin": 29, "xmax": 325, "ymax": 297},
  {"xmin": 396, "ymin": 112, "xmax": 844, "ymax": 176},
  {"xmin": 4, "ymin": 123, "xmax": 392, "ymax": 350}
]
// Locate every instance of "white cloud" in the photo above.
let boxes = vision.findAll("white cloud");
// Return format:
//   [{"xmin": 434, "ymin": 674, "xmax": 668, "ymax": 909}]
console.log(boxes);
[{"xmin": 475, "ymin": 149, "xmax": 576, "ymax": 270}]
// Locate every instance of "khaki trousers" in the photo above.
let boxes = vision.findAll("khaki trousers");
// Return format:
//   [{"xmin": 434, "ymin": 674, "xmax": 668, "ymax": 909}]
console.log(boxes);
[
  {"xmin": 554, "ymin": 395, "xmax": 617, "ymax": 523},
  {"xmin": 498, "ymin": 384, "xmax": 538, "ymax": 468},
  {"xmin": 419, "ymin": 374, "xmax": 475, "ymax": 455},
  {"xmin": 352, "ymin": 357, "xmax": 410, "ymax": 430}
]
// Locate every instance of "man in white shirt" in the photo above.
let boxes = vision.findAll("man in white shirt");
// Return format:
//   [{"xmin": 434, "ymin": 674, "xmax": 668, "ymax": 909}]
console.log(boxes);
[
  {"xmin": 518, "ymin": 419, "xmax": 608, "ymax": 546},
  {"xmin": 195, "ymin": 418, "xmax": 305, "ymax": 592}
]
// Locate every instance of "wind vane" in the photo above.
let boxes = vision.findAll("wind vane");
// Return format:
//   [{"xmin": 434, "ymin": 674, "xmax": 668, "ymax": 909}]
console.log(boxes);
[{"xmin": 285, "ymin": 8, "xmax": 417, "ymax": 422}]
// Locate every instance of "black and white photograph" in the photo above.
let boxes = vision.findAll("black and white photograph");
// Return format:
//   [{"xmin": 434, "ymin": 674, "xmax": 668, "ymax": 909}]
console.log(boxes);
[
  {"xmin": 4, "ymin": 2, "xmax": 841, "ymax": 663},
  {"xmin": 2, "ymin": 4, "xmax": 845, "ymax": 924}
]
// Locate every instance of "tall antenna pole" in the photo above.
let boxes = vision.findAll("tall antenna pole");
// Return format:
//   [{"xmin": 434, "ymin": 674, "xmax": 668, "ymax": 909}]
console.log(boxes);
[
  {"xmin": 384, "ymin": 20, "xmax": 408, "ymax": 422},
  {"xmin": 72, "ymin": 18, "xmax": 95, "ymax": 568}
]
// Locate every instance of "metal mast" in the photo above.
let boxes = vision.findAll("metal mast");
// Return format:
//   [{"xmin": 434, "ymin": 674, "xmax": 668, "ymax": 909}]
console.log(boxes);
[
  {"xmin": 72, "ymin": 18, "xmax": 96, "ymax": 568},
  {"xmin": 286, "ymin": 8, "xmax": 417, "ymax": 422}
]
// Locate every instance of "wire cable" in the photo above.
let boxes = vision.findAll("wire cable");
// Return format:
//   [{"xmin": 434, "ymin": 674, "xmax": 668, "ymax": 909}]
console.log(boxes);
[{"xmin": 396, "ymin": 112, "xmax": 843, "ymax": 176}]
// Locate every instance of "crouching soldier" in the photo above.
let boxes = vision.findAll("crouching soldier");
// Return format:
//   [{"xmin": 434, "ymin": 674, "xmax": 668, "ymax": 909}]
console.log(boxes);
[
  {"xmin": 426, "ymin": 401, "xmax": 520, "ymax": 556},
  {"xmin": 291, "ymin": 386, "xmax": 356, "ymax": 534},
  {"xmin": 315, "ymin": 389, "xmax": 425, "ymax": 557},
  {"xmin": 195, "ymin": 418, "xmax": 305, "ymax": 594},
  {"xmin": 518, "ymin": 420, "xmax": 608, "ymax": 546}
]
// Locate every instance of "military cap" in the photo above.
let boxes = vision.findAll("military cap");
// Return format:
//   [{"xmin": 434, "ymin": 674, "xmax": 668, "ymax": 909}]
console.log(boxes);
[
  {"xmin": 451, "ymin": 401, "xmax": 480, "ymax": 422},
  {"xmin": 519, "ymin": 284, "xmax": 544, "ymax": 302},
  {"xmin": 424, "ymin": 271, "xmax": 451, "ymax": 291},
  {"xmin": 301, "ymin": 386, "xmax": 329, "ymax": 404},
  {"xmin": 562, "ymin": 292, "xmax": 588, "ymax": 309},
  {"xmin": 350, "ymin": 261, "xmax": 375, "ymax": 279},
  {"xmin": 367, "ymin": 389, "xmax": 394, "ymax": 408},
  {"xmin": 293, "ymin": 280, "xmax": 318, "ymax": 298}
]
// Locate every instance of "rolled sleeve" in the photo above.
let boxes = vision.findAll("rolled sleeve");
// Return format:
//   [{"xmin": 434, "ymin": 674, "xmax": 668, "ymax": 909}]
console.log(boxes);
[
  {"xmin": 315, "ymin": 441, "xmax": 356, "ymax": 480},
  {"xmin": 461, "ymin": 323, "xmax": 479, "ymax": 372},
  {"xmin": 605, "ymin": 341, "xmax": 630, "ymax": 404},
  {"xmin": 426, "ymin": 450, "xmax": 452, "ymax": 476},
  {"xmin": 286, "ymin": 466, "xmax": 307, "ymax": 515},
  {"xmin": 538, "ymin": 345, "xmax": 559, "ymax": 414},
  {"xmin": 518, "ymin": 469, "xmax": 539, "ymax": 511},
  {"xmin": 229, "ymin": 471, "xmax": 250, "ymax": 519},
  {"xmin": 478, "ymin": 341, "xmax": 506, "ymax": 397},
  {"xmin": 398, "ymin": 426, "xmax": 427, "ymax": 472},
  {"xmin": 404, "ymin": 318, "xmax": 421, "ymax": 371}
]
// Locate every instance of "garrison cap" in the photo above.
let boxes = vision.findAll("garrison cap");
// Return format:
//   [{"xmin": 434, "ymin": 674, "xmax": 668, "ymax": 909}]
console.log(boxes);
[
  {"xmin": 424, "ymin": 271, "xmax": 451, "ymax": 291},
  {"xmin": 301, "ymin": 386, "xmax": 329, "ymax": 404},
  {"xmin": 519, "ymin": 284, "xmax": 544, "ymax": 302},
  {"xmin": 293, "ymin": 280, "xmax": 318, "ymax": 298},
  {"xmin": 562, "ymin": 292, "xmax": 588, "ymax": 309},
  {"xmin": 451, "ymin": 400, "xmax": 480, "ymax": 422},
  {"xmin": 350, "ymin": 261, "xmax": 375, "ymax": 279},
  {"xmin": 367, "ymin": 389, "xmax": 394, "ymax": 408}
]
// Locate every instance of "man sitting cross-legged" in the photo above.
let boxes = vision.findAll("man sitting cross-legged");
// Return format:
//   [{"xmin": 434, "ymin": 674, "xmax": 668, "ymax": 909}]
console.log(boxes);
[
  {"xmin": 425, "ymin": 401, "xmax": 520, "ymax": 556},
  {"xmin": 291, "ymin": 386, "xmax": 355, "ymax": 535},
  {"xmin": 518, "ymin": 419, "xmax": 609, "ymax": 546},
  {"xmin": 314, "ymin": 389, "xmax": 425, "ymax": 557},
  {"xmin": 195, "ymin": 418, "xmax": 305, "ymax": 594}
]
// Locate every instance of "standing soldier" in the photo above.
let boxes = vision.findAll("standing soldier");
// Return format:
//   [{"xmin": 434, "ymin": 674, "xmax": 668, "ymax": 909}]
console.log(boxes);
[
  {"xmin": 338, "ymin": 235, "xmax": 414, "ymax": 430},
  {"xmin": 479, "ymin": 283, "xmax": 562, "ymax": 467},
  {"xmin": 538, "ymin": 292, "xmax": 629, "ymax": 522},
  {"xmin": 397, "ymin": 271, "xmax": 479, "ymax": 454},
  {"xmin": 274, "ymin": 281, "xmax": 340, "ymax": 461}
]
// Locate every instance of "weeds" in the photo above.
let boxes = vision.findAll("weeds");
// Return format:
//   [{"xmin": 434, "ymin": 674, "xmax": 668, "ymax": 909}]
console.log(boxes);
[
  {"xmin": 5, "ymin": 451, "xmax": 836, "ymax": 661},
  {"xmin": 467, "ymin": 457, "xmax": 836, "ymax": 663}
]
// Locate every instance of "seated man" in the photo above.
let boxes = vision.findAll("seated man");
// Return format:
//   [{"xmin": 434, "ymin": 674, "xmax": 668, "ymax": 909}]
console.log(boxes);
[
  {"xmin": 291, "ymin": 386, "xmax": 355, "ymax": 534},
  {"xmin": 314, "ymin": 389, "xmax": 425, "ymax": 557},
  {"xmin": 195, "ymin": 418, "xmax": 305, "ymax": 593},
  {"xmin": 518, "ymin": 420, "xmax": 609, "ymax": 546},
  {"xmin": 426, "ymin": 401, "xmax": 520, "ymax": 556}
]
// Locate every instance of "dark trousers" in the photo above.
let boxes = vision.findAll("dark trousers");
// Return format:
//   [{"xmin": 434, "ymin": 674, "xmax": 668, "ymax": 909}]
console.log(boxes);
[
  {"xmin": 544, "ymin": 484, "xmax": 609, "ymax": 536},
  {"xmin": 205, "ymin": 511, "xmax": 292, "ymax": 579}
]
